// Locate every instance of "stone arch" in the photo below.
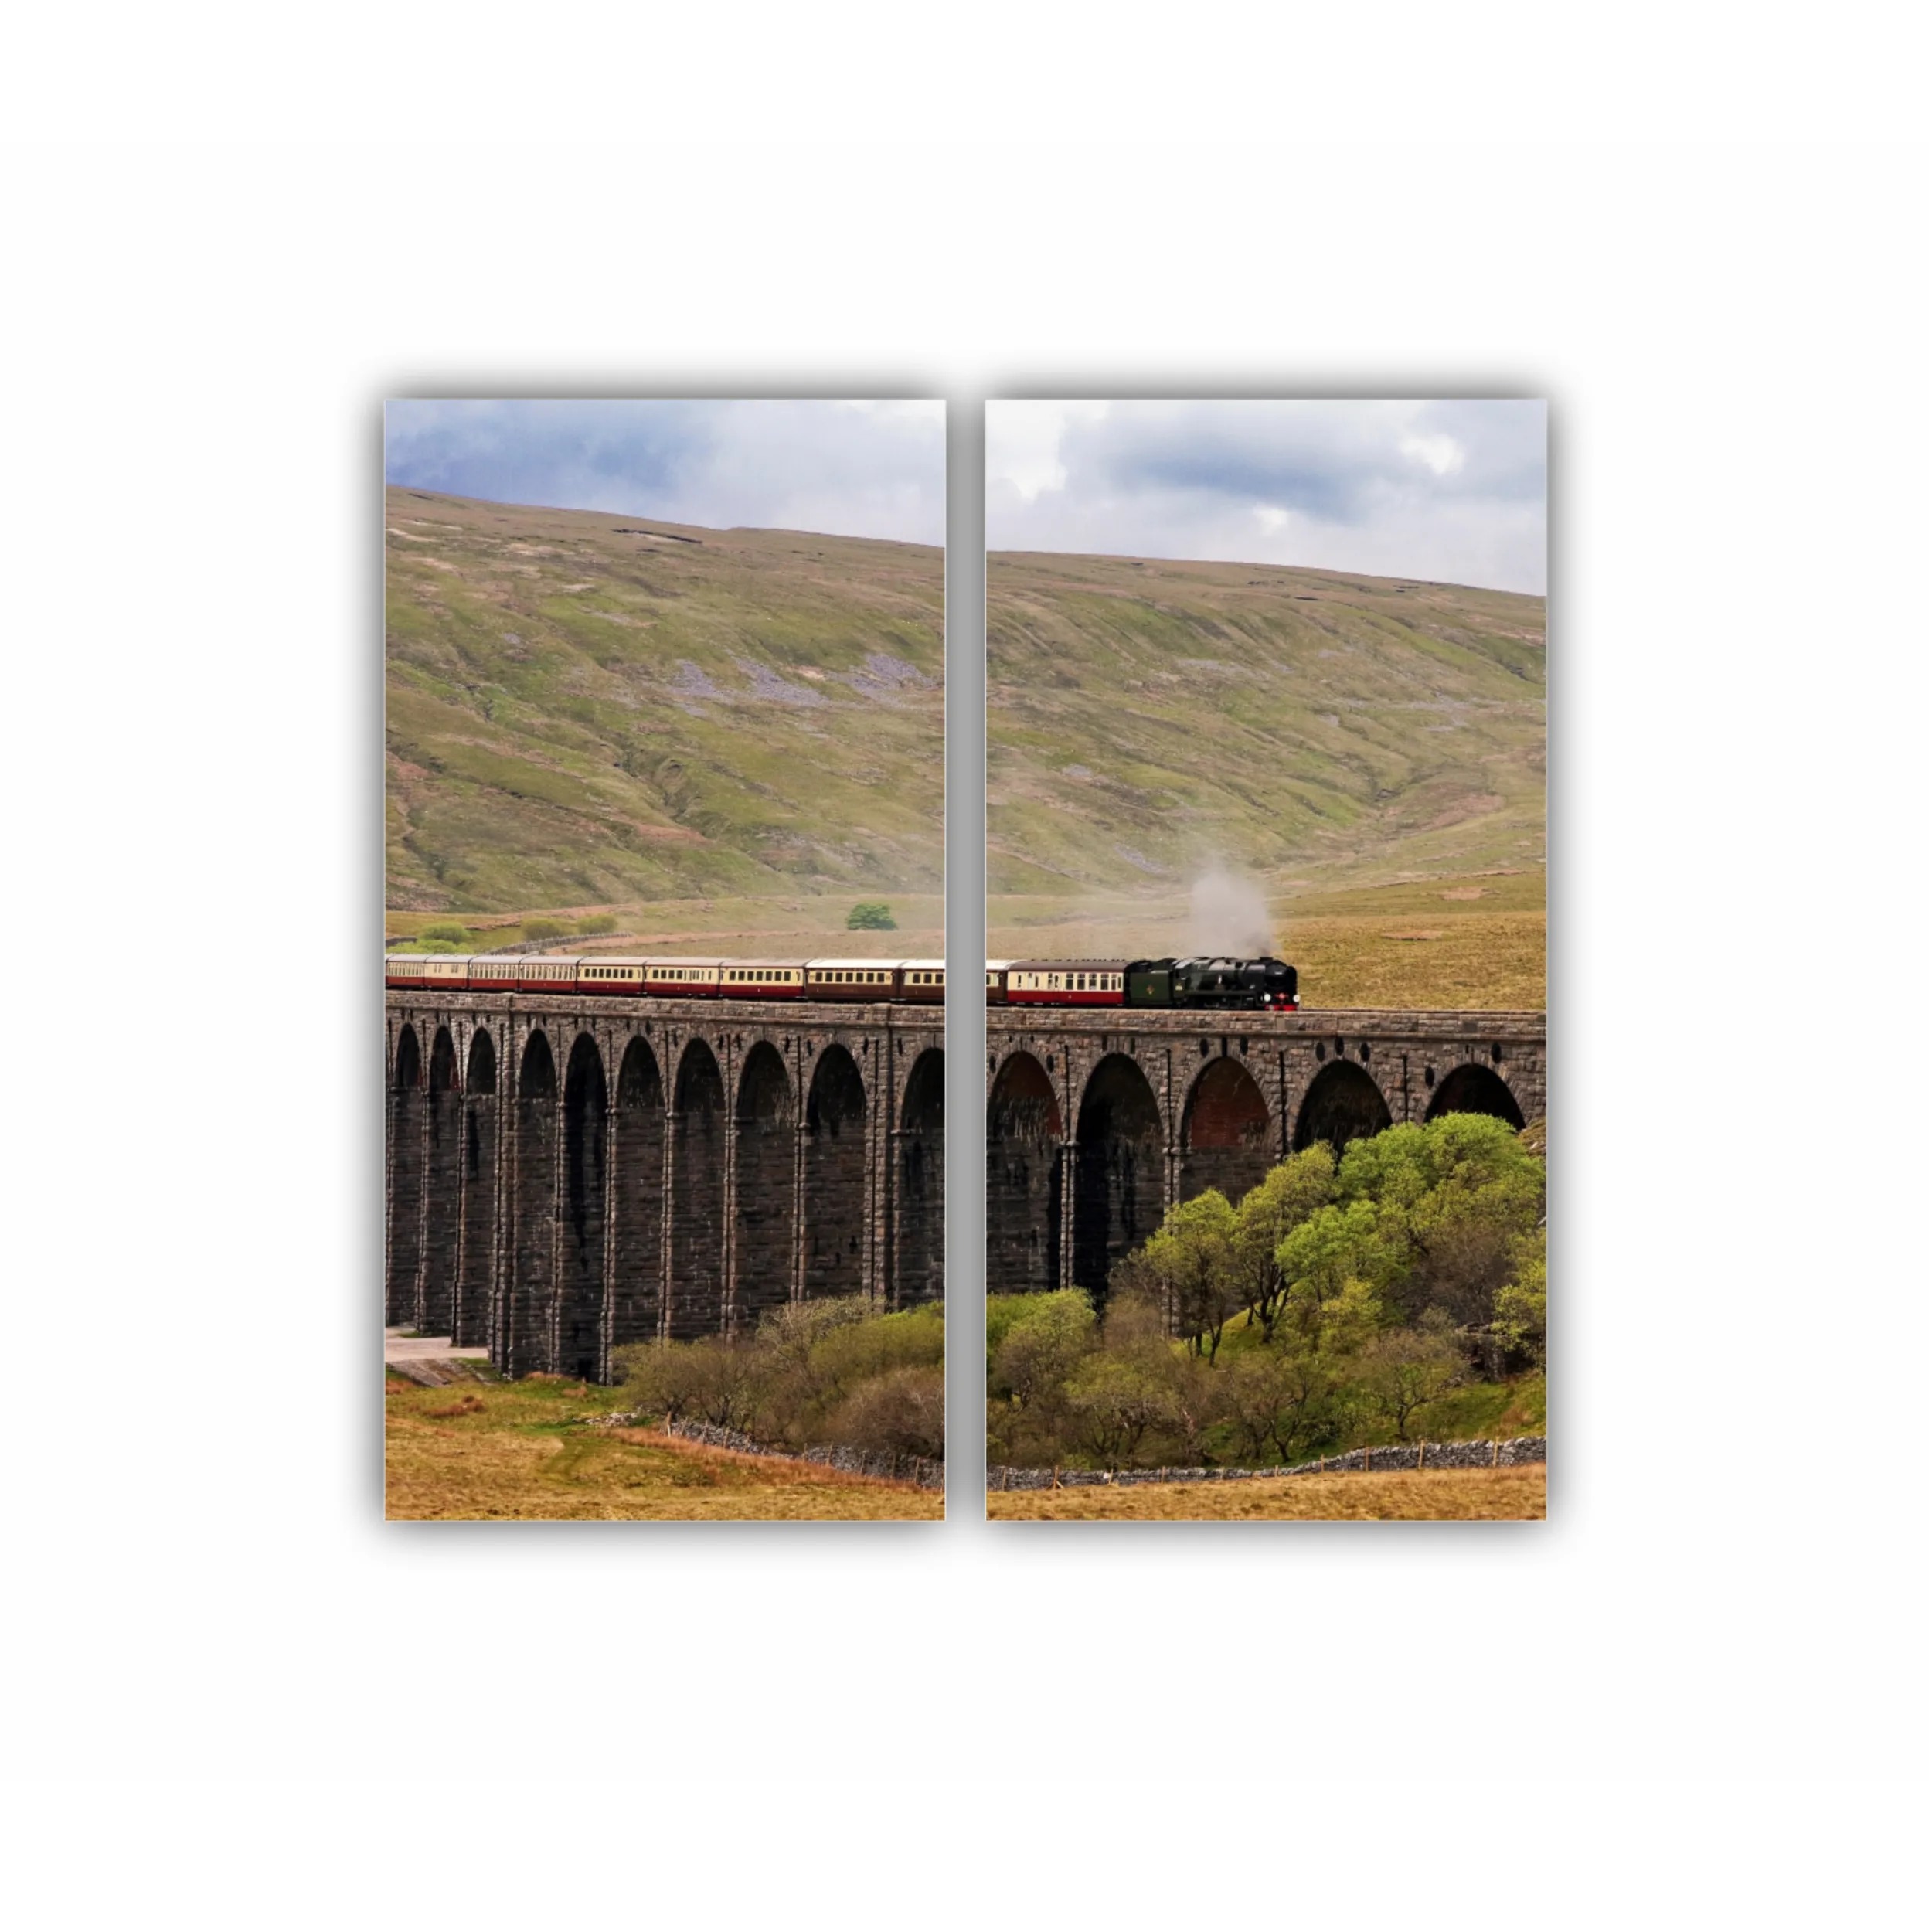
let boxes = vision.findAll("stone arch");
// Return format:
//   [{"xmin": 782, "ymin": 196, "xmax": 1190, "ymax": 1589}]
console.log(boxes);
[
  {"xmin": 987, "ymin": 1051, "xmax": 1062, "ymax": 1294},
  {"xmin": 668, "ymin": 1039, "xmax": 726, "ymax": 1338},
  {"xmin": 559, "ymin": 1032, "xmax": 608, "ymax": 1380},
  {"xmin": 454, "ymin": 1029, "xmax": 497, "ymax": 1347},
  {"xmin": 731, "ymin": 1042, "xmax": 795, "ymax": 1332},
  {"xmin": 609, "ymin": 1036, "xmax": 665, "ymax": 1353},
  {"xmin": 1073, "ymin": 1053, "xmax": 1165, "ymax": 1301},
  {"xmin": 802, "ymin": 1046, "xmax": 867, "ymax": 1302},
  {"xmin": 896, "ymin": 1047, "xmax": 944, "ymax": 1308},
  {"xmin": 505, "ymin": 1029, "xmax": 557, "ymax": 1375},
  {"xmin": 386, "ymin": 1024, "xmax": 423, "ymax": 1326},
  {"xmin": 417, "ymin": 1027, "xmax": 462, "ymax": 1338},
  {"xmin": 1292, "ymin": 1059, "xmax": 1393, "ymax": 1155},
  {"xmin": 1179, "ymin": 1055, "xmax": 1272, "ymax": 1209},
  {"xmin": 1423, "ymin": 1062, "xmax": 1526, "ymax": 1130}
]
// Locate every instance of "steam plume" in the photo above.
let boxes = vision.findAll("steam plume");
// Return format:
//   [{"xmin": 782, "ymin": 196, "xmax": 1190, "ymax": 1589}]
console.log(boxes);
[{"xmin": 1185, "ymin": 867, "xmax": 1275, "ymax": 957}]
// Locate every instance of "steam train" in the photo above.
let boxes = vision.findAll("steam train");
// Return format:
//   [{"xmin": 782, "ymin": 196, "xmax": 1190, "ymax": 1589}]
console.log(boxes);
[{"xmin": 383, "ymin": 953, "xmax": 1298, "ymax": 1011}]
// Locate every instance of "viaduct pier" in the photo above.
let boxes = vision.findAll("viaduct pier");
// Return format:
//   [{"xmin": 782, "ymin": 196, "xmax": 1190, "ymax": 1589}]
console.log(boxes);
[
  {"xmin": 386, "ymin": 992, "xmax": 1544, "ymax": 1380},
  {"xmin": 383, "ymin": 992, "xmax": 944, "ymax": 1383},
  {"xmin": 985, "ymin": 1006, "xmax": 1545, "ymax": 1299}
]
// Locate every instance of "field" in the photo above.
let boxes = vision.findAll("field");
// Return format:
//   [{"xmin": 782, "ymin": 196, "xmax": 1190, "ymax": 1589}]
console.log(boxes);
[
  {"xmin": 985, "ymin": 1465, "xmax": 1545, "ymax": 1521},
  {"xmin": 383, "ymin": 890, "xmax": 945, "ymax": 961},
  {"xmin": 385, "ymin": 1372, "xmax": 942, "ymax": 1521},
  {"xmin": 988, "ymin": 867, "xmax": 1544, "ymax": 1009}
]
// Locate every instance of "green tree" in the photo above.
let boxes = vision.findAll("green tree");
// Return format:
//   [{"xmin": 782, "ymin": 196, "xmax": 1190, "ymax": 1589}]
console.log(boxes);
[
  {"xmin": 845, "ymin": 901, "xmax": 896, "ymax": 930},
  {"xmin": 1490, "ymin": 1226, "xmax": 1546, "ymax": 1370},
  {"xmin": 1356, "ymin": 1312, "xmax": 1466, "ymax": 1441},
  {"xmin": 1064, "ymin": 1354, "xmax": 1173, "ymax": 1468},
  {"xmin": 1230, "ymin": 1144, "xmax": 1335, "ymax": 1340},
  {"xmin": 1221, "ymin": 1342, "xmax": 1341, "ymax": 1465},
  {"xmin": 1140, "ymin": 1189, "xmax": 1241, "ymax": 1361},
  {"xmin": 989, "ymin": 1291, "xmax": 1096, "ymax": 1406}
]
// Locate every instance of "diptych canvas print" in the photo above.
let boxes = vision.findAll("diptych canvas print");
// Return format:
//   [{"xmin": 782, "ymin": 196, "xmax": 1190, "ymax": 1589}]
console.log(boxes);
[
  {"xmin": 383, "ymin": 400, "xmax": 947, "ymax": 1519},
  {"xmin": 981, "ymin": 401, "xmax": 1547, "ymax": 1520},
  {"xmin": 382, "ymin": 396, "xmax": 1546, "ymax": 1523}
]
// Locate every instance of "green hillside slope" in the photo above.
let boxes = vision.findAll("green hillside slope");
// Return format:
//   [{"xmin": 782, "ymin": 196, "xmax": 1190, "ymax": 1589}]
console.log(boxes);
[
  {"xmin": 385, "ymin": 489, "xmax": 944, "ymax": 913},
  {"xmin": 988, "ymin": 550, "xmax": 1545, "ymax": 896}
]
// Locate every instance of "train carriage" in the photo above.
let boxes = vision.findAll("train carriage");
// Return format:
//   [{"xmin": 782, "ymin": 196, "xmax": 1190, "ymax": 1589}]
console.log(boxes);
[
  {"xmin": 719, "ymin": 960, "xmax": 806, "ymax": 999},
  {"xmin": 803, "ymin": 960, "xmax": 902, "ymax": 1001},
  {"xmin": 641, "ymin": 958, "xmax": 723, "ymax": 995},
  {"xmin": 896, "ymin": 959, "xmax": 944, "ymax": 1005},
  {"xmin": 1002, "ymin": 960, "xmax": 1128, "ymax": 1007},
  {"xmin": 515, "ymin": 954, "xmax": 581, "ymax": 993}
]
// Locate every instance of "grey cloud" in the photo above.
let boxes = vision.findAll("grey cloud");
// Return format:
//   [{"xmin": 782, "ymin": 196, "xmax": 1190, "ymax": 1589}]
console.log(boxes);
[
  {"xmin": 992, "ymin": 400, "xmax": 1547, "ymax": 594},
  {"xmin": 385, "ymin": 399, "xmax": 944, "ymax": 546}
]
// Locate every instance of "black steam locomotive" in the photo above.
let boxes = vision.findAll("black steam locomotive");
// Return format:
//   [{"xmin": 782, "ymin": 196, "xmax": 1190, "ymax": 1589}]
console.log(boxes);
[{"xmin": 987, "ymin": 957, "xmax": 1298, "ymax": 1010}]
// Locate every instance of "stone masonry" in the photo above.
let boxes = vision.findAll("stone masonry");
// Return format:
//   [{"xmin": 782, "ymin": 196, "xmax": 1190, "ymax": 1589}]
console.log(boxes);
[
  {"xmin": 385, "ymin": 991, "xmax": 944, "ymax": 1384},
  {"xmin": 986, "ymin": 1006, "xmax": 1546, "ymax": 1299}
]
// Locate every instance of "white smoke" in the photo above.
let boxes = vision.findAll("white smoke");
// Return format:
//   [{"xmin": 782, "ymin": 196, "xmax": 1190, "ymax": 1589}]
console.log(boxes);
[{"xmin": 1185, "ymin": 866, "xmax": 1276, "ymax": 957}]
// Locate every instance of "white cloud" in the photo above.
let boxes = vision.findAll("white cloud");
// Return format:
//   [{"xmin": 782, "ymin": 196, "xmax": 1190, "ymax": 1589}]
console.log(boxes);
[
  {"xmin": 987, "ymin": 398, "xmax": 1546, "ymax": 593},
  {"xmin": 987, "ymin": 400, "xmax": 1111, "ymax": 504},
  {"xmin": 1400, "ymin": 432, "xmax": 1466, "ymax": 477}
]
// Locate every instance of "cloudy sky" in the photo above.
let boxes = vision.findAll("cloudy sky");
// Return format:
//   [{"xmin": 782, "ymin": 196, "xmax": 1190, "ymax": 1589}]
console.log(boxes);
[
  {"xmin": 385, "ymin": 399, "xmax": 945, "ymax": 546},
  {"xmin": 988, "ymin": 400, "xmax": 1546, "ymax": 594}
]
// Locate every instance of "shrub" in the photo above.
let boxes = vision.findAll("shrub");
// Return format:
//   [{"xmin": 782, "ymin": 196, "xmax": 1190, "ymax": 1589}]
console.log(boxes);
[
  {"xmin": 422, "ymin": 922, "xmax": 471, "ymax": 944},
  {"xmin": 522, "ymin": 917, "xmax": 567, "ymax": 941},
  {"xmin": 579, "ymin": 913, "xmax": 617, "ymax": 935},
  {"xmin": 845, "ymin": 901, "xmax": 896, "ymax": 930},
  {"xmin": 825, "ymin": 1365, "xmax": 944, "ymax": 1459}
]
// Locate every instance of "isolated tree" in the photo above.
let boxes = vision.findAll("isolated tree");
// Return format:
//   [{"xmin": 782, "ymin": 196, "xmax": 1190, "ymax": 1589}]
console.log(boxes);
[{"xmin": 846, "ymin": 901, "xmax": 896, "ymax": 930}]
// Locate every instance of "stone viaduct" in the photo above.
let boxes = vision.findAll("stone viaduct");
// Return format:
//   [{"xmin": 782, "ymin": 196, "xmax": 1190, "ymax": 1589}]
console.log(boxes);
[
  {"xmin": 986, "ymin": 1007, "xmax": 1545, "ymax": 1300},
  {"xmin": 384, "ymin": 992, "xmax": 944, "ymax": 1383}
]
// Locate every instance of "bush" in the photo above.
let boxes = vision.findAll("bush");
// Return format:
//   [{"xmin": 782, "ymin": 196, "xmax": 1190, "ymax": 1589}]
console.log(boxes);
[
  {"xmin": 522, "ymin": 917, "xmax": 567, "ymax": 941},
  {"xmin": 984, "ymin": 1114, "xmax": 1548, "ymax": 1471},
  {"xmin": 579, "ymin": 913, "xmax": 617, "ymax": 935},
  {"xmin": 615, "ymin": 1296, "xmax": 947, "ymax": 1460},
  {"xmin": 825, "ymin": 1365, "xmax": 944, "ymax": 1459},
  {"xmin": 421, "ymin": 922, "xmax": 471, "ymax": 944},
  {"xmin": 845, "ymin": 902, "xmax": 896, "ymax": 930}
]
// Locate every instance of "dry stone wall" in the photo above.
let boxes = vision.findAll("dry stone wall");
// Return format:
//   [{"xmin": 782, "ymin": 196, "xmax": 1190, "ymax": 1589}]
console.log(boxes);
[{"xmin": 986, "ymin": 1435, "xmax": 1547, "ymax": 1489}]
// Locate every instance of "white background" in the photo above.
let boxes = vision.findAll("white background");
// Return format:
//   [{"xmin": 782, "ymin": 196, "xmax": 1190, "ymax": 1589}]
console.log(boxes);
[{"xmin": 2, "ymin": 18, "xmax": 1927, "ymax": 1924}]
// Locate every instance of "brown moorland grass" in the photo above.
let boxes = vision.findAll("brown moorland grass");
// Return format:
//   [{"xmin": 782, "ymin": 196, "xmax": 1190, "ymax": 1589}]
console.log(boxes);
[
  {"xmin": 985, "ymin": 1465, "xmax": 1544, "ymax": 1521},
  {"xmin": 385, "ymin": 1372, "xmax": 941, "ymax": 1520},
  {"xmin": 987, "ymin": 872, "xmax": 1544, "ymax": 1011}
]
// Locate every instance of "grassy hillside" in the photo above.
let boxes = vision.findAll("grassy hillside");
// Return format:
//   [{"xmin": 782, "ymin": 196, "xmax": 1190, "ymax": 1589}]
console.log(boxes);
[
  {"xmin": 988, "ymin": 549, "xmax": 1544, "ymax": 892},
  {"xmin": 385, "ymin": 489, "xmax": 944, "ymax": 914}
]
